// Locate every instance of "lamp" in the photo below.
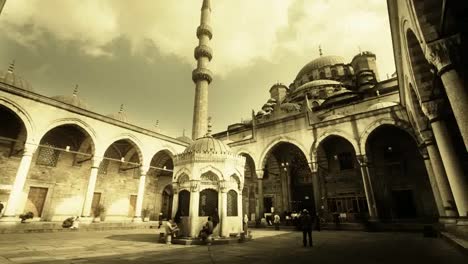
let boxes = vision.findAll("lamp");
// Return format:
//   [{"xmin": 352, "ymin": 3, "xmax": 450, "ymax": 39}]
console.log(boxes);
[
  {"xmin": 65, "ymin": 146, "xmax": 70, "ymax": 152},
  {"xmin": 120, "ymin": 157, "xmax": 125, "ymax": 162}
]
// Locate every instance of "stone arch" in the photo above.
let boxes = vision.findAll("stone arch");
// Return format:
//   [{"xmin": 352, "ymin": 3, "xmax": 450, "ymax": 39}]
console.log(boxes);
[
  {"xmin": 149, "ymin": 149, "xmax": 174, "ymax": 177},
  {"xmin": 0, "ymin": 97, "xmax": 35, "ymax": 143},
  {"xmin": 38, "ymin": 118, "xmax": 97, "ymax": 152},
  {"xmin": 359, "ymin": 119, "xmax": 415, "ymax": 156},
  {"xmin": 199, "ymin": 166, "xmax": 223, "ymax": 181},
  {"xmin": 312, "ymin": 130, "xmax": 359, "ymax": 161},
  {"xmin": 238, "ymin": 151, "xmax": 256, "ymax": 179},
  {"xmin": 230, "ymin": 174, "xmax": 241, "ymax": 190},
  {"xmin": 173, "ymin": 168, "xmax": 191, "ymax": 181},
  {"xmin": 258, "ymin": 136, "xmax": 310, "ymax": 170},
  {"xmin": 100, "ymin": 133, "xmax": 145, "ymax": 164},
  {"xmin": 405, "ymin": 28, "xmax": 435, "ymax": 102}
]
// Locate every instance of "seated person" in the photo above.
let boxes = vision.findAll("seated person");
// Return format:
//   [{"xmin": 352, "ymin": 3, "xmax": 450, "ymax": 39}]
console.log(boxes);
[
  {"xmin": 165, "ymin": 218, "xmax": 179, "ymax": 243},
  {"xmin": 199, "ymin": 217, "xmax": 214, "ymax": 243}
]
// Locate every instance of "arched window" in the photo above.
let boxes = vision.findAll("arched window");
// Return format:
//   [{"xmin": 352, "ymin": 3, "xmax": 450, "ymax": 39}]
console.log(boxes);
[
  {"xmin": 199, "ymin": 189, "xmax": 218, "ymax": 216},
  {"xmin": 227, "ymin": 190, "xmax": 238, "ymax": 216},
  {"xmin": 178, "ymin": 190, "xmax": 190, "ymax": 216}
]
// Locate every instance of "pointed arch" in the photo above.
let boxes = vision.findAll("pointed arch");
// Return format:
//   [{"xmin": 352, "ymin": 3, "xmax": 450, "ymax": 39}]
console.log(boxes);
[
  {"xmin": 311, "ymin": 130, "xmax": 359, "ymax": 160},
  {"xmin": 199, "ymin": 165, "xmax": 223, "ymax": 180},
  {"xmin": 258, "ymin": 136, "xmax": 310, "ymax": 170},
  {"xmin": 359, "ymin": 119, "xmax": 416, "ymax": 155},
  {"xmin": 0, "ymin": 97, "xmax": 35, "ymax": 143},
  {"xmin": 100, "ymin": 133, "xmax": 144, "ymax": 164}
]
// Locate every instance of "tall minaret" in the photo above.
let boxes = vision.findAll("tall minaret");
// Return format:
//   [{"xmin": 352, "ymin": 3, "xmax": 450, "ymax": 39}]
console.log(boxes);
[{"xmin": 192, "ymin": 0, "xmax": 213, "ymax": 140}]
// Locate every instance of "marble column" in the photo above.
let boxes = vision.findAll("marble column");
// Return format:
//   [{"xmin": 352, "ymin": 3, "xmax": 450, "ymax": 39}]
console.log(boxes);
[
  {"xmin": 171, "ymin": 185, "xmax": 179, "ymax": 219},
  {"xmin": 309, "ymin": 161, "xmax": 321, "ymax": 214},
  {"xmin": 133, "ymin": 166, "xmax": 150, "ymax": 222},
  {"xmin": 357, "ymin": 155, "xmax": 378, "ymax": 219},
  {"xmin": 220, "ymin": 181, "xmax": 229, "ymax": 237},
  {"xmin": 419, "ymin": 146, "xmax": 444, "ymax": 216},
  {"xmin": 256, "ymin": 170, "xmax": 264, "ymax": 220},
  {"xmin": 426, "ymin": 34, "xmax": 468, "ymax": 149},
  {"xmin": 188, "ymin": 181, "xmax": 200, "ymax": 237},
  {"xmin": 81, "ymin": 157, "xmax": 103, "ymax": 220},
  {"xmin": 423, "ymin": 99, "xmax": 468, "ymax": 216},
  {"xmin": 1, "ymin": 143, "xmax": 37, "ymax": 221},
  {"xmin": 237, "ymin": 188, "xmax": 243, "ymax": 232},
  {"xmin": 421, "ymin": 134, "xmax": 457, "ymax": 218}
]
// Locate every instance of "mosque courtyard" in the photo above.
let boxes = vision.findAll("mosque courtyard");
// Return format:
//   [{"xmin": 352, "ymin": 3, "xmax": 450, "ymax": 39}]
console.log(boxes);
[{"xmin": 0, "ymin": 228, "xmax": 465, "ymax": 264}]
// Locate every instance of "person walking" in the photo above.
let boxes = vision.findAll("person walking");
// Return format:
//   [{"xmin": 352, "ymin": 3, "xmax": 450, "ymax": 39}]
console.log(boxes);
[{"xmin": 300, "ymin": 209, "xmax": 313, "ymax": 247}]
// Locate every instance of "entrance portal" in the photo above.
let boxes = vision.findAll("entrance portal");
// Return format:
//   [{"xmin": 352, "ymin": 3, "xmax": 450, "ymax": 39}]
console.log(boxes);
[{"xmin": 24, "ymin": 187, "xmax": 48, "ymax": 218}]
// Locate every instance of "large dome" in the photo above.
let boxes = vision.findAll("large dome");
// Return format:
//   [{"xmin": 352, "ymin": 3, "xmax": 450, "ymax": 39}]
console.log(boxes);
[
  {"xmin": 184, "ymin": 135, "xmax": 232, "ymax": 154},
  {"xmin": 295, "ymin": 55, "xmax": 347, "ymax": 81},
  {"xmin": 52, "ymin": 94, "xmax": 90, "ymax": 110},
  {"xmin": 0, "ymin": 65, "xmax": 33, "ymax": 91}
]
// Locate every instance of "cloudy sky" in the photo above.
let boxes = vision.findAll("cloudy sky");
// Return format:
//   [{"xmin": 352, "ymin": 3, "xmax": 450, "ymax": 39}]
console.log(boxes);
[{"xmin": 0, "ymin": 0, "xmax": 395, "ymax": 137}]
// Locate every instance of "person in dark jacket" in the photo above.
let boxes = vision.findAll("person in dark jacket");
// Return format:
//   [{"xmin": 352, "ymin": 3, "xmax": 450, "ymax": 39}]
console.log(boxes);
[
  {"xmin": 300, "ymin": 209, "xmax": 313, "ymax": 247},
  {"xmin": 212, "ymin": 208, "xmax": 220, "ymax": 229}
]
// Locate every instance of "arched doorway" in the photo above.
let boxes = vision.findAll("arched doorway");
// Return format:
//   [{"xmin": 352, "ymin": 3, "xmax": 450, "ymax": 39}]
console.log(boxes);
[
  {"xmin": 262, "ymin": 142, "xmax": 314, "ymax": 217},
  {"xmin": 316, "ymin": 136, "xmax": 365, "ymax": 223},
  {"xmin": 99, "ymin": 139, "xmax": 142, "ymax": 220},
  {"xmin": 240, "ymin": 153, "xmax": 256, "ymax": 220},
  {"xmin": 161, "ymin": 184, "xmax": 173, "ymax": 220},
  {"xmin": 149, "ymin": 150, "xmax": 174, "ymax": 220},
  {"xmin": 366, "ymin": 125, "xmax": 437, "ymax": 221},
  {"xmin": 33, "ymin": 124, "xmax": 95, "ymax": 220}
]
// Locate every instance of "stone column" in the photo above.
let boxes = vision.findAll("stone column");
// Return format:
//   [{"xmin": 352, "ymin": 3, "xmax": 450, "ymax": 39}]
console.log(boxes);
[
  {"xmin": 1, "ymin": 143, "xmax": 37, "ymax": 221},
  {"xmin": 423, "ymin": 99, "xmax": 468, "ymax": 216},
  {"xmin": 426, "ymin": 34, "xmax": 468, "ymax": 149},
  {"xmin": 357, "ymin": 155, "xmax": 378, "ymax": 219},
  {"xmin": 419, "ymin": 147, "xmax": 444, "ymax": 216},
  {"xmin": 133, "ymin": 166, "xmax": 150, "ymax": 222},
  {"xmin": 171, "ymin": 185, "xmax": 179, "ymax": 219},
  {"xmin": 421, "ymin": 134, "xmax": 457, "ymax": 218},
  {"xmin": 256, "ymin": 170, "xmax": 264, "ymax": 220},
  {"xmin": 189, "ymin": 180, "xmax": 200, "ymax": 237},
  {"xmin": 309, "ymin": 161, "xmax": 321, "ymax": 214},
  {"xmin": 237, "ymin": 187, "xmax": 243, "ymax": 233},
  {"xmin": 81, "ymin": 157, "xmax": 103, "ymax": 220},
  {"xmin": 220, "ymin": 181, "xmax": 229, "ymax": 237}
]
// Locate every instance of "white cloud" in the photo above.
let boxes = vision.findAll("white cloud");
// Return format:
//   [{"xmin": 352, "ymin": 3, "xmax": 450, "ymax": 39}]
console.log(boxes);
[{"xmin": 0, "ymin": 0, "xmax": 394, "ymax": 77}]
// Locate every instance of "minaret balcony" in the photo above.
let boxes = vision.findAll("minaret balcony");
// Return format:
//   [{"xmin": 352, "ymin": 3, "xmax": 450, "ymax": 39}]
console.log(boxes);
[
  {"xmin": 192, "ymin": 68, "xmax": 213, "ymax": 84},
  {"xmin": 197, "ymin": 24, "xmax": 213, "ymax": 40},
  {"xmin": 194, "ymin": 45, "xmax": 213, "ymax": 61}
]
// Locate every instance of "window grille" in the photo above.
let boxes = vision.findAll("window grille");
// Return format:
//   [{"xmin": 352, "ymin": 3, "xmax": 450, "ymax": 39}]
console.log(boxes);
[
  {"xmin": 199, "ymin": 189, "xmax": 218, "ymax": 216},
  {"xmin": 36, "ymin": 144, "xmax": 59, "ymax": 167},
  {"xmin": 178, "ymin": 190, "xmax": 190, "ymax": 216},
  {"xmin": 227, "ymin": 190, "xmax": 238, "ymax": 216}
]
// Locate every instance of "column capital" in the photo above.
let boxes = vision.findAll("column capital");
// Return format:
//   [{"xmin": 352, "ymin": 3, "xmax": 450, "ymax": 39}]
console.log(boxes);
[
  {"xmin": 308, "ymin": 161, "xmax": 318, "ymax": 173},
  {"xmin": 219, "ymin": 180, "xmax": 228, "ymax": 193},
  {"xmin": 173, "ymin": 184, "xmax": 179, "ymax": 194},
  {"xmin": 23, "ymin": 143, "xmax": 37, "ymax": 156},
  {"xmin": 139, "ymin": 165, "xmax": 150, "ymax": 176},
  {"xmin": 418, "ymin": 130, "xmax": 435, "ymax": 146},
  {"xmin": 91, "ymin": 157, "xmax": 103, "ymax": 168},
  {"xmin": 255, "ymin": 170, "xmax": 264, "ymax": 179},
  {"xmin": 190, "ymin": 180, "xmax": 200, "ymax": 192},
  {"xmin": 426, "ymin": 34, "xmax": 461, "ymax": 74},
  {"xmin": 356, "ymin": 154, "xmax": 369, "ymax": 167},
  {"xmin": 421, "ymin": 99, "xmax": 444, "ymax": 122}
]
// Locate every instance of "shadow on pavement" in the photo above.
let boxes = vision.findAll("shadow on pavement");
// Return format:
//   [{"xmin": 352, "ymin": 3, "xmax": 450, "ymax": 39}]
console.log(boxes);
[{"xmin": 106, "ymin": 233, "xmax": 160, "ymax": 243}]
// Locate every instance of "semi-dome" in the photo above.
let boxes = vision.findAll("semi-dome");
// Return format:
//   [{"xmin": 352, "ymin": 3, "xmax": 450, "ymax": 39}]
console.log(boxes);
[
  {"xmin": 295, "ymin": 55, "xmax": 347, "ymax": 81},
  {"xmin": 0, "ymin": 63, "xmax": 33, "ymax": 91},
  {"xmin": 52, "ymin": 94, "xmax": 90, "ymax": 110},
  {"xmin": 295, "ymin": 79, "xmax": 342, "ymax": 93},
  {"xmin": 184, "ymin": 135, "xmax": 232, "ymax": 154}
]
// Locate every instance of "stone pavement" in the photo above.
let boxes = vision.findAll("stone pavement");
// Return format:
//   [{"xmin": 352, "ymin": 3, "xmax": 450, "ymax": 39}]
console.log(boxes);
[{"xmin": 0, "ymin": 228, "xmax": 466, "ymax": 264}]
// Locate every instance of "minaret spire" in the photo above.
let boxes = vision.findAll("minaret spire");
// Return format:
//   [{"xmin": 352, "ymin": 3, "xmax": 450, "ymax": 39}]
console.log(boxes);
[{"xmin": 192, "ymin": 0, "xmax": 213, "ymax": 140}]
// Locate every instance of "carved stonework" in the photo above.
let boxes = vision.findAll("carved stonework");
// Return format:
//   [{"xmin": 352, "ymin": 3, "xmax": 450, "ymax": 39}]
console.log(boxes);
[
  {"xmin": 192, "ymin": 67, "xmax": 213, "ymax": 84},
  {"xmin": 190, "ymin": 180, "xmax": 200, "ymax": 192},
  {"xmin": 173, "ymin": 184, "xmax": 179, "ymax": 194},
  {"xmin": 194, "ymin": 44, "xmax": 213, "ymax": 61},
  {"xmin": 426, "ymin": 34, "xmax": 461, "ymax": 72},
  {"xmin": 356, "ymin": 155, "xmax": 369, "ymax": 167},
  {"xmin": 178, "ymin": 174, "xmax": 190, "ymax": 185},
  {"xmin": 421, "ymin": 99, "xmax": 444, "ymax": 122},
  {"xmin": 219, "ymin": 181, "xmax": 228, "ymax": 193},
  {"xmin": 419, "ymin": 130, "xmax": 435, "ymax": 146},
  {"xmin": 308, "ymin": 161, "xmax": 318, "ymax": 173},
  {"xmin": 197, "ymin": 24, "xmax": 213, "ymax": 40}
]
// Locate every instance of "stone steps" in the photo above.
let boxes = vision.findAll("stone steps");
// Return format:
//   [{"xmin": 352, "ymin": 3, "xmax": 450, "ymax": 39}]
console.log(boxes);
[{"xmin": 0, "ymin": 221, "xmax": 159, "ymax": 234}]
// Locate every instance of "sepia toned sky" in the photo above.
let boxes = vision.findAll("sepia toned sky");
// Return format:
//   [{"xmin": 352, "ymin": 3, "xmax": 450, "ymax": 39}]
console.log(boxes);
[{"xmin": 0, "ymin": 0, "xmax": 395, "ymax": 137}]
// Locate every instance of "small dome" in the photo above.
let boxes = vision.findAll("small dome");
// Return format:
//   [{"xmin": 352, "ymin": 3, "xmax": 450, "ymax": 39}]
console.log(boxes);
[
  {"xmin": 367, "ymin": 101, "xmax": 398, "ymax": 111},
  {"xmin": 295, "ymin": 79, "xmax": 342, "ymax": 93},
  {"xmin": 107, "ymin": 104, "xmax": 128, "ymax": 122},
  {"xmin": 0, "ymin": 63, "xmax": 33, "ymax": 91},
  {"xmin": 176, "ymin": 136, "xmax": 193, "ymax": 144},
  {"xmin": 52, "ymin": 94, "xmax": 90, "ymax": 110},
  {"xmin": 296, "ymin": 55, "xmax": 347, "ymax": 81},
  {"xmin": 183, "ymin": 135, "xmax": 232, "ymax": 154}
]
